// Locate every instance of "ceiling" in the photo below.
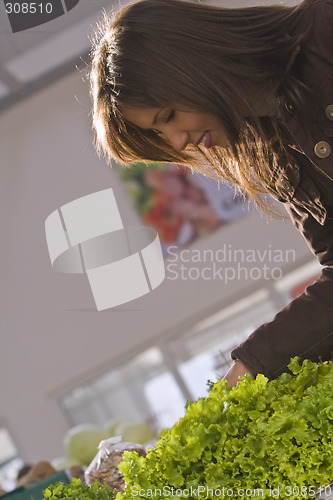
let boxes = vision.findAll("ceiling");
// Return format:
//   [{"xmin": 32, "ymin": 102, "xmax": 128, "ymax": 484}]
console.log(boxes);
[{"xmin": 0, "ymin": 0, "xmax": 118, "ymax": 113}]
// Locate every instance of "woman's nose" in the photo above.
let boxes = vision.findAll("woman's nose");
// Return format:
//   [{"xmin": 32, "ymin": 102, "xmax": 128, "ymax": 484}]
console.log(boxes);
[{"xmin": 165, "ymin": 130, "xmax": 189, "ymax": 151}]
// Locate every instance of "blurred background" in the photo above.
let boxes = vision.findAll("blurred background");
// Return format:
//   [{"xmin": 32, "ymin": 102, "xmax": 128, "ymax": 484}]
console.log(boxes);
[{"xmin": 0, "ymin": 0, "xmax": 321, "ymax": 492}]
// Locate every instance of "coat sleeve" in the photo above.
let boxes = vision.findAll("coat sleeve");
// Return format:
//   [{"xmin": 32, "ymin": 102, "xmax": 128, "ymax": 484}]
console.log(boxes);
[{"xmin": 231, "ymin": 202, "xmax": 333, "ymax": 380}]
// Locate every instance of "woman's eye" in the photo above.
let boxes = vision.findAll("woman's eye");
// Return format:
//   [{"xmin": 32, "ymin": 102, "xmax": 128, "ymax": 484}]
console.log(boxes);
[{"xmin": 166, "ymin": 110, "xmax": 175, "ymax": 123}]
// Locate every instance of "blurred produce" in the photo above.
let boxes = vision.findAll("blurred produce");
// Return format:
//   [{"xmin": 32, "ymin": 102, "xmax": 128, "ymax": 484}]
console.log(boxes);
[
  {"xmin": 104, "ymin": 418, "xmax": 129, "ymax": 438},
  {"xmin": 16, "ymin": 461, "xmax": 56, "ymax": 488},
  {"xmin": 16, "ymin": 465, "xmax": 32, "ymax": 481},
  {"xmin": 117, "ymin": 421, "xmax": 155, "ymax": 444},
  {"xmin": 62, "ymin": 420, "xmax": 155, "ymax": 468},
  {"xmin": 64, "ymin": 425, "xmax": 108, "ymax": 466},
  {"xmin": 68, "ymin": 465, "xmax": 85, "ymax": 483},
  {"xmin": 105, "ymin": 419, "xmax": 155, "ymax": 445}
]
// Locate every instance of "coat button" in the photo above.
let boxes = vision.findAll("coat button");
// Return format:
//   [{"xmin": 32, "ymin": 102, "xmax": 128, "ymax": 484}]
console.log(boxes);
[
  {"xmin": 314, "ymin": 141, "xmax": 331, "ymax": 158},
  {"xmin": 277, "ymin": 177, "xmax": 293, "ymax": 193},
  {"xmin": 325, "ymin": 105, "xmax": 333, "ymax": 121},
  {"xmin": 284, "ymin": 99, "xmax": 295, "ymax": 115}
]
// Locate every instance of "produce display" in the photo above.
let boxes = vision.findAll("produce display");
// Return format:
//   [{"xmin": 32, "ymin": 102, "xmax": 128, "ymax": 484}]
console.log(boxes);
[
  {"xmin": 117, "ymin": 359, "xmax": 333, "ymax": 500},
  {"xmin": 43, "ymin": 478, "xmax": 116, "ymax": 500}
]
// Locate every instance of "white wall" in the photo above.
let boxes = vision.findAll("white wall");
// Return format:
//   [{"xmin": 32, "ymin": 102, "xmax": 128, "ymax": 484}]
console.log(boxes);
[{"xmin": 0, "ymin": 68, "xmax": 314, "ymax": 463}]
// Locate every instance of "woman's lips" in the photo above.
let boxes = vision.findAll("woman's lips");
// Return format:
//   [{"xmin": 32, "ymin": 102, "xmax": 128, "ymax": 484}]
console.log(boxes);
[{"xmin": 197, "ymin": 131, "xmax": 212, "ymax": 148}]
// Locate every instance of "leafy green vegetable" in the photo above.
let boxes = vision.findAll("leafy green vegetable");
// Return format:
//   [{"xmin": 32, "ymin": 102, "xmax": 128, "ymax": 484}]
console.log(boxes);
[
  {"xmin": 43, "ymin": 478, "xmax": 116, "ymax": 500},
  {"xmin": 117, "ymin": 359, "xmax": 333, "ymax": 500}
]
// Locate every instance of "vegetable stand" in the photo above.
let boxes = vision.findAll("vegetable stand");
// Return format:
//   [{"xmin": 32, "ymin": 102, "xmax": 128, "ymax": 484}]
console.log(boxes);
[{"xmin": 116, "ymin": 359, "xmax": 333, "ymax": 500}]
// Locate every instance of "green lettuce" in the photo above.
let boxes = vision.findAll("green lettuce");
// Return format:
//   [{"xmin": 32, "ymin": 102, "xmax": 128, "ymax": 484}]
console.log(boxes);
[{"xmin": 117, "ymin": 359, "xmax": 333, "ymax": 500}]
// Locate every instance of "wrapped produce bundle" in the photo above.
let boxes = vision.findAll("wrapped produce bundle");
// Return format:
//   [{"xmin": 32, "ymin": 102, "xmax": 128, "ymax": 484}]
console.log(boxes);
[{"xmin": 85, "ymin": 437, "xmax": 146, "ymax": 492}]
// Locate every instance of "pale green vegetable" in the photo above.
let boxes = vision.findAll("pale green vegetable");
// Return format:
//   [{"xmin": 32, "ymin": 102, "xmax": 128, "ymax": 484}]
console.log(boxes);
[
  {"xmin": 105, "ymin": 418, "xmax": 133, "ymax": 437},
  {"xmin": 106, "ymin": 418, "xmax": 155, "ymax": 444},
  {"xmin": 116, "ymin": 421, "xmax": 155, "ymax": 444},
  {"xmin": 64, "ymin": 424, "xmax": 108, "ymax": 466}
]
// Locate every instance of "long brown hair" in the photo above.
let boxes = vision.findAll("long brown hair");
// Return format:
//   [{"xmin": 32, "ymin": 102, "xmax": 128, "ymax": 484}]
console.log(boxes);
[{"xmin": 90, "ymin": 0, "xmax": 311, "ymax": 205}]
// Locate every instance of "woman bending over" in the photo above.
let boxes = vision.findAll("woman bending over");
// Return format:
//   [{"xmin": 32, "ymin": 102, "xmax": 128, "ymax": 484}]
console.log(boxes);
[{"xmin": 90, "ymin": 0, "xmax": 333, "ymax": 385}]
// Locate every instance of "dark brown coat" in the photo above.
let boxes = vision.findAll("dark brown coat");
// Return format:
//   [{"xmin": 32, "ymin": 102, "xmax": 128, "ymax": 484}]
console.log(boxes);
[{"xmin": 232, "ymin": 0, "xmax": 333, "ymax": 378}]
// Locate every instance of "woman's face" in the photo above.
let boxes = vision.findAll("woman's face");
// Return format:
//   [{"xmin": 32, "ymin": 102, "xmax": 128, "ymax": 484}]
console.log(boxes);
[{"xmin": 121, "ymin": 105, "xmax": 229, "ymax": 151}]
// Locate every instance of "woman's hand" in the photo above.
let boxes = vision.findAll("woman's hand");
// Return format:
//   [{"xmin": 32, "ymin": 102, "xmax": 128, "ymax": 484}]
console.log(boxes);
[{"xmin": 223, "ymin": 360, "xmax": 253, "ymax": 387}]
